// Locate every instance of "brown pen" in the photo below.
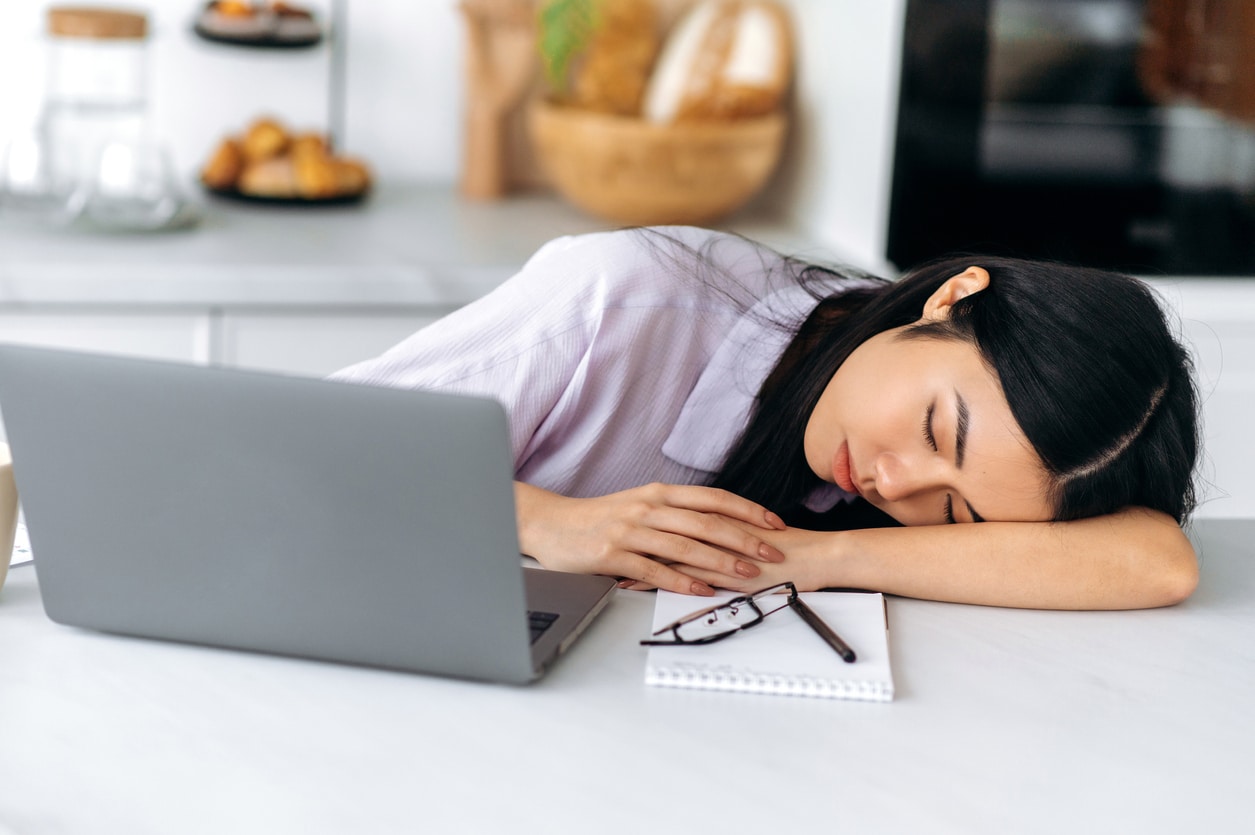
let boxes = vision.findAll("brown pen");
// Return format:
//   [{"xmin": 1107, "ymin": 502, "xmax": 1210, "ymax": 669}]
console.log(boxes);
[{"xmin": 789, "ymin": 595, "xmax": 856, "ymax": 663}]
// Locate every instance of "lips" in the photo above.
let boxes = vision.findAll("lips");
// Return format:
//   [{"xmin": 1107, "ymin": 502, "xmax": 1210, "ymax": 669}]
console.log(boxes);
[{"xmin": 833, "ymin": 441, "xmax": 860, "ymax": 495}]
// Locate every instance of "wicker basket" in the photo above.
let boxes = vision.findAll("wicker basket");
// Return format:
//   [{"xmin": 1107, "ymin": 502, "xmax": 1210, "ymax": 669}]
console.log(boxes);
[{"xmin": 527, "ymin": 100, "xmax": 787, "ymax": 225}]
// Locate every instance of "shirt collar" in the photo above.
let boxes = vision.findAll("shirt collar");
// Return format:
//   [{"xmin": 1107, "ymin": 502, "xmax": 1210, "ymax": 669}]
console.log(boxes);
[{"xmin": 662, "ymin": 284, "xmax": 856, "ymax": 512}]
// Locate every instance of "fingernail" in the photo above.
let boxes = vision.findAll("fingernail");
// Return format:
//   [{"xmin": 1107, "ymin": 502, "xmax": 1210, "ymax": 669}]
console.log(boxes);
[
  {"xmin": 765, "ymin": 511, "xmax": 786, "ymax": 530},
  {"xmin": 617, "ymin": 580, "xmax": 635, "ymax": 589},
  {"xmin": 759, "ymin": 543, "xmax": 785, "ymax": 562},
  {"xmin": 735, "ymin": 561, "xmax": 760, "ymax": 578},
  {"xmin": 691, "ymin": 581, "xmax": 715, "ymax": 596}
]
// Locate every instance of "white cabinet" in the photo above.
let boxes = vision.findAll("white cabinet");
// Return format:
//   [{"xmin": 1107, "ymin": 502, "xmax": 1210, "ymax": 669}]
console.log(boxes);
[
  {"xmin": 0, "ymin": 309, "xmax": 446, "ymax": 378},
  {"xmin": 0, "ymin": 312, "xmax": 213, "ymax": 363},
  {"xmin": 217, "ymin": 311, "xmax": 439, "ymax": 377},
  {"xmin": 0, "ymin": 306, "xmax": 451, "ymax": 442}
]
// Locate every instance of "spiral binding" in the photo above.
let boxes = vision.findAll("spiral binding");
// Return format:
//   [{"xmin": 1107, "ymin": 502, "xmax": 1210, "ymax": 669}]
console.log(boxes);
[{"xmin": 646, "ymin": 663, "xmax": 894, "ymax": 702}]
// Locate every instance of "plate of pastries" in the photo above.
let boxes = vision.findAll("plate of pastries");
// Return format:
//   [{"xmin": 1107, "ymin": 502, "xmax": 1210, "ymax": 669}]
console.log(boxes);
[
  {"xmin": 200, "ymin": 117, "xmax": 372, "ymax": 204},
  {"xmin": 194, "ymin": 1, "xmax": 322, "ymax": 48}
]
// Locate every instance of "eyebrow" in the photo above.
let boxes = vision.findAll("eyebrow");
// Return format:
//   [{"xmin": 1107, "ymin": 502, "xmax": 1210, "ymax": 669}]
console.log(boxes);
[{"xmin": 955, "ymin": 391, "xmax": 970, "ymax": 469}]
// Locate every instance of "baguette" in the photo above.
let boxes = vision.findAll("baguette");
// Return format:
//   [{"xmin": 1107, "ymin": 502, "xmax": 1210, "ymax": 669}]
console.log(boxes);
[{"xmin": 643, "ymin": 0, "xmax": 792, "ymax": 123}]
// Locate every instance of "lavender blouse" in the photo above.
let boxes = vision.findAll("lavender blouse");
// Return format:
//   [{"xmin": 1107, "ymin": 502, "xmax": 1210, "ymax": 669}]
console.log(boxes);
[{"xmin": 331, "ymin": 226, "xmax": 854, "ymax": 511}]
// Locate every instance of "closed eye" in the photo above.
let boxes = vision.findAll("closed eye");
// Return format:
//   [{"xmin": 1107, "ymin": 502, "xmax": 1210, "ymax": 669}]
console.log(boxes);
[
  {"xmin": 922, "ymin": 402, "xmax": 938, "ymax": 451},
  {"xmin": 944, "ymin": 494, "xmax": 956, "ymax": 525}
]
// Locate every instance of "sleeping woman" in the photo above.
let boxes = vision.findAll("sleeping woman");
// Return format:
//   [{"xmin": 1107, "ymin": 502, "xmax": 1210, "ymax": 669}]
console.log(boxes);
[{"xmin": 333, "ymin": 227, "xmax": 1201, "ymax": 610}]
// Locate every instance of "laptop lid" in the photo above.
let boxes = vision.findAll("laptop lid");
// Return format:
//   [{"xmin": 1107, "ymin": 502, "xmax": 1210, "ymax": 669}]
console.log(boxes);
[{"xmin": 0, "ymin": 345, "xmax": 613, "ymax": 684}]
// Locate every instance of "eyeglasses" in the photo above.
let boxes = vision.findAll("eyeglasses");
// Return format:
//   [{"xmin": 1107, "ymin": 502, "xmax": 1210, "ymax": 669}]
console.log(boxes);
[
  {"xmin": 640, "ymin": 581, "xmax": 798, "ymax": 646},
  {"xmin": 641, "ymin": 580, "xmax": 859, "ymax": 662}
]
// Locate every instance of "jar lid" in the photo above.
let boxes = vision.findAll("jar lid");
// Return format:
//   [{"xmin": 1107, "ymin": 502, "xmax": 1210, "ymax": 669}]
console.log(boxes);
[{"xmin": 47, "ymin": 7, "xmax": 148, "ymax": 40}]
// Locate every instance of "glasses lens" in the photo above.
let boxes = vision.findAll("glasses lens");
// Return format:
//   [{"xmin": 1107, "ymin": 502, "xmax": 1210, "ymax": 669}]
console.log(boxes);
[
  {"xmin": 671, "ymin": 597, "xmax": 761, "ymax": 642},
  {"xmin": 750, "ymin": 584, "xmax": 793, "ymax": 617}
]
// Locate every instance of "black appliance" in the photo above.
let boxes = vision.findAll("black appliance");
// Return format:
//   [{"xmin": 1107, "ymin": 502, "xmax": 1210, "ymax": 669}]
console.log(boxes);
[{"xmin": 888, "ymin": 0, "xmax": 1255, "ymax": 274}]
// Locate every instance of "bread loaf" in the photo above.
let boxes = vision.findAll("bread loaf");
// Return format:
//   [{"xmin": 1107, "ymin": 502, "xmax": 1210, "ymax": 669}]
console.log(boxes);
[
  {"xmin": 553, "ymin": 0, "xmax": 661, "ymax": 116},
  {"xmin": 643, "ymin": 0, "xmax": 792, "ymax": 123}
]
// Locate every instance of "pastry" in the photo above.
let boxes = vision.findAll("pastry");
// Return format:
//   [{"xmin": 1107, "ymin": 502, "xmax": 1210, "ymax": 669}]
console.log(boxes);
[
  {"xmin": 204, "ymin": 117, "xmax": 370, "ymax": 199},
  {"xmin": 241, "ymin": 116, "xmax": 289, "ymax": 163},
  {"xmin": 195, "ymin": 1, "xmax": 274, "ymax": 41},
  {"xmin": 333, "ymin": 158, "xmax": 372, "ymax": 195},
  {"xmin": 272, "ymin": 2, "xmax": 321, "ymax": 43},
  {"xmin": 200, "ymin": 137, "xmax": 245, "ymax": 190},
  {"xmin": 290, "ymin": 131, "xmax": 329, "ymax": 160},
  {"xmin": 237, "ymin": 156, "xmax": 298, "ymax": 198},
  {"xmin": 292, "ymin": 149, "xmax": 339, "ymax": 199},
  {"xmin": 194, "ymin": 1, "xmax": 320, "ymax": 46},
  {"xmin": 642, "ymin": 0, "xmax": 793, "ymax": 123}
]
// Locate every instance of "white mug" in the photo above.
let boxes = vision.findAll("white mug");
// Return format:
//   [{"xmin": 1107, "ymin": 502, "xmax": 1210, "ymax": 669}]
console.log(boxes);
[{"xmin": 0, "ymin": 443, "xmax": 19, "ymax": 592}]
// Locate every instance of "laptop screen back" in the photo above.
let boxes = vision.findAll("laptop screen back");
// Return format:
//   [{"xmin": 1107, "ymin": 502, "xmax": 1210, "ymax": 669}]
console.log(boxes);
[{"xmin": 0, "ymin": 346, "xmax": 538, "ymax": 683}]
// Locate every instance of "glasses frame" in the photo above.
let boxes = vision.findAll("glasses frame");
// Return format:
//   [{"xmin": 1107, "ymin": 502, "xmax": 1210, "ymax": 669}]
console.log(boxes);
[{"xmin": 640, "ymin": 581, "xmax": 798, "ymax": 646}]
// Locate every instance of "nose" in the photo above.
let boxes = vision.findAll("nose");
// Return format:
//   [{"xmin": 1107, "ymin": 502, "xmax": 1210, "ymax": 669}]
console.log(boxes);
[{"xmin": 871, "ymin": 451, "xmax": 948, "ymax": 502}]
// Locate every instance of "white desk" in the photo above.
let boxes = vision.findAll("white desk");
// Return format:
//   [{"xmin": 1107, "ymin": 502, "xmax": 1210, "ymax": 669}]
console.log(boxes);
[{"xmin": 1, "ymin": 520, "xmax": 1252, "ymax": 834}]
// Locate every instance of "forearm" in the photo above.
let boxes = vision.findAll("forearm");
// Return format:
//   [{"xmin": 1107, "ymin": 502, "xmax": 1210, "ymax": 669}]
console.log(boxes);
[{"xmin": 807, "ymin": 508, "xmax": 1198, "ymax": 610}]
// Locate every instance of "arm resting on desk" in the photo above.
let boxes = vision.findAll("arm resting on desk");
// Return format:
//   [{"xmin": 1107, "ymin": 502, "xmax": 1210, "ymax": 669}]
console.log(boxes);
[{"xmin": 686, "ymin": 507, "xmax": 1199, "ymax": 610}]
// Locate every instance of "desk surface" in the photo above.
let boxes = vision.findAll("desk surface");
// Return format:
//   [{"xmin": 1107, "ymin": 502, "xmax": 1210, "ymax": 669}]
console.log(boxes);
[{"xmin": 1, "ymin": 519, "xmax": 1252, "ymax": 835}]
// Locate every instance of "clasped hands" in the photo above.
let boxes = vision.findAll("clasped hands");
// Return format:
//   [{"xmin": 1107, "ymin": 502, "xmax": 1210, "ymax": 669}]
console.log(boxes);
[{"xmin": 514, "ymin": 481, "xmax": 808, "ymax": 596}]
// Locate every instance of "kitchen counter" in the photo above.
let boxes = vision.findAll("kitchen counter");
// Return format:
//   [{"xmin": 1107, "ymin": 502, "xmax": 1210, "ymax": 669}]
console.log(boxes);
[{"xmin": 0, "ymin": 183, "xmax": 832, "ymax": 310}]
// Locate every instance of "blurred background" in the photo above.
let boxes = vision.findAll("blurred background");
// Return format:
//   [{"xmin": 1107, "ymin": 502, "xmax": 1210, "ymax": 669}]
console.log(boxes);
[{"xmin": 0, "ymin": 0, "xmax": 903, "ymax": 267}]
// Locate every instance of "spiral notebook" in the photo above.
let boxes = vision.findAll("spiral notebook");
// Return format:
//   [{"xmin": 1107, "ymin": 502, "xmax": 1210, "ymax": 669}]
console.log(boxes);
[{"xmin": 644, "ymin": 589, "xmax": 894, "ymax": 701}]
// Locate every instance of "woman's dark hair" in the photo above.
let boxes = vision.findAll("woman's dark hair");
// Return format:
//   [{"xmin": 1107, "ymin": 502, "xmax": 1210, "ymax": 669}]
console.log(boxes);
[{"xmin": 697, "ymin": 243, "xmax": 1200, "ymax": 526}]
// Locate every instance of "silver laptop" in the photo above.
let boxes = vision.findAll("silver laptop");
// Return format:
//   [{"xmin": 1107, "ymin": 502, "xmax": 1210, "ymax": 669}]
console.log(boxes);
[{"xmin": 0, "ymin": 345, "xmax": 616, "ymax": 684}]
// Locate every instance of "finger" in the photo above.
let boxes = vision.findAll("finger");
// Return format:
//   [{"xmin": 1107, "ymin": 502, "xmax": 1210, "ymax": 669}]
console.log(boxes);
[
  {"xmin": 640, "ymin": 504, "xmax": 785, "ymax": 564},
  {"xmin": 679, "ymin": 565, "xmax": 758, "ymax": 594},
  {"xmin": 615, "ymin": 556, "xmax": 715, "ymax": 596},
  {"xmin": 617, "ymin": 579, "xmax": 656, "ymax": 591},
  {"xmin": 623, "ymin": 526, "xmax": 765, "ymax": 581},
  {"xmin": 645, "ymin": 483, "xmax": 786, "ymax": 531}
]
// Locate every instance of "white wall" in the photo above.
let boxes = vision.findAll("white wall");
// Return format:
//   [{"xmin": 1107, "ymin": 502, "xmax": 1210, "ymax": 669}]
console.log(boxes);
[
  {"xmin": 771, "ymin": 0, "xmax": 904, "ymax": 273},
  {"xmin": 0, "ymin": 1, "xmax": 904, "ymax": 272}
]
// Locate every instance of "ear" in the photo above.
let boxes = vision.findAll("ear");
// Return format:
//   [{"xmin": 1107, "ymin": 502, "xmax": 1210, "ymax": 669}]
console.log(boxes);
[{"xmin": 920, "ymin": 266, "xmax": 991, "ymax": 321}]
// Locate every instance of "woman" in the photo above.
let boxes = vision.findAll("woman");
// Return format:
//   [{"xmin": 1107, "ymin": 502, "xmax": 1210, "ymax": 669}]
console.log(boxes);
[{"xmin": 333, "ymin": 226, "xmax": 1200, "ymax": 610}]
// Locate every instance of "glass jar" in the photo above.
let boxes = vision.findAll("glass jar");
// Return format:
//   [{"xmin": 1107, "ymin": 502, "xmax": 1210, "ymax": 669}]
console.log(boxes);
[{"xmin": 38, "ymin": 6, "xmax": 150, "ymax": 224}]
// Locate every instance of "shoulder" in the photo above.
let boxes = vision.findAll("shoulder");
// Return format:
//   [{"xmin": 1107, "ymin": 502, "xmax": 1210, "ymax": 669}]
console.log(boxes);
[{"xmin": 516, "ymin": 226, "xmax": 798, "ymax": 315}]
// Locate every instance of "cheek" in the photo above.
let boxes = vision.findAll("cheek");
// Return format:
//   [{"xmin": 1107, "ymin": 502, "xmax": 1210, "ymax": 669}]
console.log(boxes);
[
  {"xmin": 802, "ymin": 397, "xmax": 835, "ymax": 474},
  {"xmin": 973, "ymin": 459, "xmax": 1055, "ymax": 520},
  {"xmin": 854, "ymin": 382, "xmax": 921, "ymax": 439},
  {"xmin": 804, "ymin": 374, "xmax": 853, "ymax": 477}
]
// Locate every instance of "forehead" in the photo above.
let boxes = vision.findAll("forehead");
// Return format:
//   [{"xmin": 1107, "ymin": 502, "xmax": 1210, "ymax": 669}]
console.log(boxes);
[{"xmin": 963, "ymin": 417, "xmax": 1054, "ymax": 521}]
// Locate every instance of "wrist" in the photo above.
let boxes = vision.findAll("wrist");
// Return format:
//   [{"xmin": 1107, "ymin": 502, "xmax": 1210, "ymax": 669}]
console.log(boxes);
[
  {"xmin": 782, "ymin": 527, "xmax": 853, "ymax": 591},
  {"xmin": 514, "ymin": 481, "xmax": 561, "ymax": 559}
]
